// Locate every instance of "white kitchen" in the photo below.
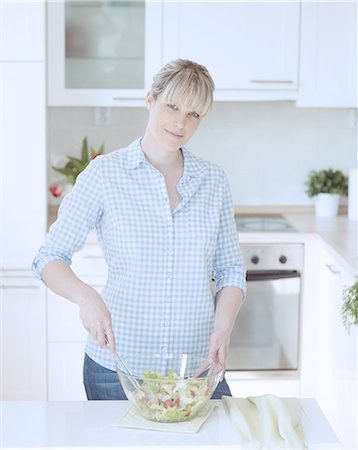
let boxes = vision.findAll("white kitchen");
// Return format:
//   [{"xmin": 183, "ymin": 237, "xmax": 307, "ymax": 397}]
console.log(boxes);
[{"xmin": 0, "ymin": 1, "xmax": 357, "ymax": 449}]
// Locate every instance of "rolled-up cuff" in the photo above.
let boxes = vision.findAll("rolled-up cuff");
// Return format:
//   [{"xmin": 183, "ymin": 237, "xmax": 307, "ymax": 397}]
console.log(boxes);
[
  {"xmin": 215, "ymin": 268, "xmax": 247, "ymax": 300},
  {"xmin": 31, "ymin": 254, "xmax": 72, "ymax": 282}
]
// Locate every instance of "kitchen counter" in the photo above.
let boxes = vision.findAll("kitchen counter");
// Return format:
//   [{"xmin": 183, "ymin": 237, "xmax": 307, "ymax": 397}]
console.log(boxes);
[
  {"xmin": 1, "ymin": 399, "xmax": 339, "ymax": 449},
  {"xmin": 284, "ymin": 213, "xmax": 357, "ymax": 273}
]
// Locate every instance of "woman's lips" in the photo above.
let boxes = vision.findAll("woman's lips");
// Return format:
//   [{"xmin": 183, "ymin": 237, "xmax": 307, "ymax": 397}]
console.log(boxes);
[{"xmin": 165, "ymin": 129, "xmax": 184, "ymax": 139}]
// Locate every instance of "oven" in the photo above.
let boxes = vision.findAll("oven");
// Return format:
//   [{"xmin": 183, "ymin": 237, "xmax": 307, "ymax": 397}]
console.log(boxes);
[{"xmin": 226, "ymin": 215, "xmax": 304, "ymax": 374}]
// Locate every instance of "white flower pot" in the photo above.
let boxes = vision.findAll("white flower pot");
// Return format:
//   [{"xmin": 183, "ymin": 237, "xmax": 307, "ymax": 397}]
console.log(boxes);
[{"xmin": 315, "ymin": 193, "xmax": 340, "ymax": 217}]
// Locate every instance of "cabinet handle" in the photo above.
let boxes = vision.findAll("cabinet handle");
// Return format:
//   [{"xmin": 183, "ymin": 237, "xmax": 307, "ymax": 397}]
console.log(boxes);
[
  {"xmin": 250, "ymin": 80, "xmax": 294, "ymax": 84},
  {"xmin": 1, "ymin": 285, "xmax": 40, "ymax": 289},
  {"xmin": 325, "ymin": 263, "xmax": 341, "ymax": 275}
]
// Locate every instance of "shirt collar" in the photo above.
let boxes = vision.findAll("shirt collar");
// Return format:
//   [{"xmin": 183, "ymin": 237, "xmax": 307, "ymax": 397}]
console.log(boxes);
[
  {"xmin": 181, "ymin": 146, "xmax": 207, "ymax": 182},
  {"xmin": 126, "ymin": 138, "xmax": 207, "ymax": 181},
  {"xmin": 126, "ymin": 138, "xmax": 146, "ymax": 170}
]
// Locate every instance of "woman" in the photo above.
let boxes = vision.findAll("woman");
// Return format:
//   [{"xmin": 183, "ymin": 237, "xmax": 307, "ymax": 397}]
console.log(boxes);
[{"xmin": 33, "ymin": 59, "xmax": 246, "ymax": 400}]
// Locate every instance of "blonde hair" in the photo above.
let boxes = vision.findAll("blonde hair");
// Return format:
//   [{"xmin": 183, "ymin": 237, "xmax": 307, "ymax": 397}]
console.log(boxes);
[{"xmin": 151, "ymin": 59, "xmax": 215, "ymax": 117}]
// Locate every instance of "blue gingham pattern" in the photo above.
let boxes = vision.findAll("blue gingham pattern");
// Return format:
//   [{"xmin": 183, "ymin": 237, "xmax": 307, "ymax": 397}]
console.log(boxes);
[{"xmin": 33, "ymin": 138, "xmax": 246, "ymax": 373}]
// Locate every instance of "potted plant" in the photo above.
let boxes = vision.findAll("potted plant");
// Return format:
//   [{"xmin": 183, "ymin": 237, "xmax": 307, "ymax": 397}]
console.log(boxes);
[
  {"xmin": 49, "ymin": 137, "xmax": 104, "ymax": 197},
  {"xmin": 341, "ymin": 277, "xmax": 358, "ymax": 333},
  {"xmin": 305, "ymin": 168, "xmax": 348, "ymax": 217}
]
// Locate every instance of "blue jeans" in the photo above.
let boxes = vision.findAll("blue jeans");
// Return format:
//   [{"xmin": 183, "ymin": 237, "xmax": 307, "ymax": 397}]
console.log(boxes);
[{"xmin": 83, "ymin": 353, "xmax": 232, "ymax": 400}]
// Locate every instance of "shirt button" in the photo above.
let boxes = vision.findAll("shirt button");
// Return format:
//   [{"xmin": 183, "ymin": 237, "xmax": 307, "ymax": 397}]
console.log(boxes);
[
  {"xmin": 163, "ymin": 321, "xmax": 169, "ymax": 328},
  {"xmin": 168, "ymin": 248, "xmax": 173, "ymax": 254},
  {"xmin": 162, "ymin": 346, "xmax": 168, "ymax": 352}
]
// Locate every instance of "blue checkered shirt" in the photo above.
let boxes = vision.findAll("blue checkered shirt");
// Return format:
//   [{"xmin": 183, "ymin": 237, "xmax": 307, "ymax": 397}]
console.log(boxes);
[{"xmin": 33, "ymin": 138, "xmax": 246, "ymax": 373}]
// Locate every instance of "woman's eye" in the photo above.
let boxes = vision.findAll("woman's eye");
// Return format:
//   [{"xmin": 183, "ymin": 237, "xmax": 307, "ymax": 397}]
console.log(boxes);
[
  {"xmin": 168, "ymin": 104, "xmax": 178, "ymax": 110},
  {"xmin": 189, "ymin": 112, "xmax": 200, "ymax": 118}
]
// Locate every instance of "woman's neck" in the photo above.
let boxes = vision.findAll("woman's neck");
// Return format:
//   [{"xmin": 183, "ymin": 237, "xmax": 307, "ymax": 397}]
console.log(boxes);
[{"xmin": 140, "ymin": 133, "xmax": 183, "ymax": 173}]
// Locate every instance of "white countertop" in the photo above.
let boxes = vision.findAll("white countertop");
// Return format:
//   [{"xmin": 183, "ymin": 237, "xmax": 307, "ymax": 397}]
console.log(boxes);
[
  {"xmin": 1, "ymin": 399, "xmax": 339, "ymax": 449},
  {"xmin": 284, "ymin": 213, "xmax": 357, "ymax": 272}
]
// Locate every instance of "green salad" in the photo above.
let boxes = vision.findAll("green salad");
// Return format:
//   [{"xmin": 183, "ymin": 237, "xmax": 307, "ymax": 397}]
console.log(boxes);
[{"xmin": 131, "ymin": 369, "xmax": 212, "ymax": 422}]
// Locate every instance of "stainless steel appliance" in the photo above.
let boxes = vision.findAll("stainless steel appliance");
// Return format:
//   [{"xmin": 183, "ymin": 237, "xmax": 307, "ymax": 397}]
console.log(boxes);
[{"xmin": 227, "ymin": 215, "xmax": 303, "ymax": 374}]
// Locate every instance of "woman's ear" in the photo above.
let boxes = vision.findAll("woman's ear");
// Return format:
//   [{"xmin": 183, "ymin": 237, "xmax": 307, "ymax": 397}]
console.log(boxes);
[{"xmin": 146, "ymin": 91, "xmax": 154, "ymax": 110}]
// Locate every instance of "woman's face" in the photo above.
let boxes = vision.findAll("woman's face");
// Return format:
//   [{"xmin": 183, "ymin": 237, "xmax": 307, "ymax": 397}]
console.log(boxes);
[{"xmin": 146, "ymin": 91, "xmax": 202, "ymax": 151}]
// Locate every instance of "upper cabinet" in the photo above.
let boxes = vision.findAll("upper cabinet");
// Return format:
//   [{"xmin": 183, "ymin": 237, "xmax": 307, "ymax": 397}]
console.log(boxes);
[
  {"xmin": 297, "ymin": 1, "xmax": 357, "ymax": 108},
  {"xmin": 47, "ymin": 1, "xmax": 357, "ymax": 107},
  {"xmin": 162, "ymin": 1, "xmax": 300, "ymax": 101},
  {"xmin": 0, "ymin": 1, "xmax": 45, "ymax": 62},
  {"xmin": 47, "ymin": 0, "xmax": 162, "ymax": 106}
]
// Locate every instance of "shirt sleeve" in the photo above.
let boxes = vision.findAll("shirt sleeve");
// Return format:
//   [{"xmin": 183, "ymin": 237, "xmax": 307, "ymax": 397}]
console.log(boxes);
[
  {"xmin": 32, "ymin": 157, "xmax": 103, "ymax": 280},
  {"xmin": 213, "ymin": 170, "xmax": 246, "ymax": 297}
]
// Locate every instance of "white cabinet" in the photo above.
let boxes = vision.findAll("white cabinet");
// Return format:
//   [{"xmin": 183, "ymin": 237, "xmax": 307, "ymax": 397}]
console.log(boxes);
[
  {"xmin": 48, "ymin": 343, "xmax": 87, "ymax": 401},
  {"xmin": 162, "ymin": 1, "xmax": 300, "ymax": 101},
  {"xmin": 297, "ymin": 1, "xmax": 357, "ymax": 107},
  {"xmin": 226, "ymin": 375, "xmax": 300, "ymax": 399},
  {"xmin": 314, "ymin": 244, "xmax": 357, "ymax": 448},
  {"xmin": 1, "ymin": 62, "xmax": 47, "ymax": 268},
  {"xmin": 0, "ymin": 1, "xmax": 46, "ymax": 269},
  {"xmin": 0, "ymin": 2, "xmax": 47, "ymax": 401},
  {"xmin": 0, "ymin": 272, "xmax": 47, "ymax": 400},
  {"xmin": 47, "ymin": 272, "xmax": 106, "ymax": 400},
  {"xmin": 47, "ymin": 0, "xmax": 162, "ymax": 106},
  {"xmin": 0, "ymin": 1, "xmax": 45, "ymax": 61}
]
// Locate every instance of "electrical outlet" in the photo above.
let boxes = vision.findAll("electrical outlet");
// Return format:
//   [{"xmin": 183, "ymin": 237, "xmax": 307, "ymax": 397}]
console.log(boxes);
[{"xmin": 94, "ymin": 107, "xmax": 112, "ymax": 125}]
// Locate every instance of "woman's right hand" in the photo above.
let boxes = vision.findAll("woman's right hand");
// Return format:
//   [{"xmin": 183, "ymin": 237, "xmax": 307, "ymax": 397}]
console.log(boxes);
[{"xmin": 77, "ymin": 288, "xmax": 116, "ymax": 357}]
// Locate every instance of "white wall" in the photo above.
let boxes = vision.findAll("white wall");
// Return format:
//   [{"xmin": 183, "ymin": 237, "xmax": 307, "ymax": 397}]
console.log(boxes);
[{"xmin": 47, "ymin": 102, "xmax": 357, "ymax": 206}]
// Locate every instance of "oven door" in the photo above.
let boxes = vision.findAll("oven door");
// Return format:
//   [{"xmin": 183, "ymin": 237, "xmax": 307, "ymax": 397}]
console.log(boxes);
[{"xmin": 226, "ymin": 270, "xmax": 301, "ymax": 372}]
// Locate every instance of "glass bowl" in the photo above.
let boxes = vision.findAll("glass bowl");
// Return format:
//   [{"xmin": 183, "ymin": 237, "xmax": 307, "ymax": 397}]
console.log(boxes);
[{"xmin": 116, "ymin": 352, "xmax": 223, "ymax": 422}]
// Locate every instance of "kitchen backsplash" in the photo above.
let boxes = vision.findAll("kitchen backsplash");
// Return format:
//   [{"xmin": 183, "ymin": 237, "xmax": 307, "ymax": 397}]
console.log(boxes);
[{"xmin": 48, "ymin": 102, "xmax": 357, "ymax": 206}]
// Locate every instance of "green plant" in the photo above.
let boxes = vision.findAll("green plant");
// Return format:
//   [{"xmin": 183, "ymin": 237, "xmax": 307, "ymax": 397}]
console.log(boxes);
[
  {"xmin": 52, "ymin": 137, "xmax": 104, "ymax": 185},
  {"xmin": 341, "ymin": 277, "xmax": 358, "ymax": 333},
  {"xmin": 305, "ymin": 168, "xmax": 348, "ymax": 198}
]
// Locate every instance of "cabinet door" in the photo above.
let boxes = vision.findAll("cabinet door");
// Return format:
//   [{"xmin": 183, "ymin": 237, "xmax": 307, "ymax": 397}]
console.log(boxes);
[
  {"xmin": 0, "ymin": 1, "xmax": 45, "ymax": 61},
  {"xmin": 47, "ymin": 0, "xmax": 162, "ymax": 106},
  {"xmin": 297, "ymin": 2, "xmax": 357, "ymax": 107},
  {"xmin": 0, "ymin": 276, "xmax": 46, "ymax": 400},
  {"xmin": 48, "ymin": 342, "xmax": 87, "ymax": 400},
  {"xmin": 1, "ymin": 62, "xmax": 46, "ymax": 268},
  {"xmin": 163, "ymin": 2, "xmax": 299, "ymax": 99},
  {"xmin": 316, "ymin": 248, "xmax": 357, "ymax": 448},
  {"xmin": 47, "ymin": 277, "xmax": 105, "ymax": 400},
  {"xmin": 226, "ymin": 376, "xmax": 300, "ymax": 398}
]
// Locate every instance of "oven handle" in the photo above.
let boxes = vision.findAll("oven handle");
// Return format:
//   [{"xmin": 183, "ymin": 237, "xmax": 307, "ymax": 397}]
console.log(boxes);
[{"xmin": 246, "ymin": 270, "xmax": 301, "ymax": 281}]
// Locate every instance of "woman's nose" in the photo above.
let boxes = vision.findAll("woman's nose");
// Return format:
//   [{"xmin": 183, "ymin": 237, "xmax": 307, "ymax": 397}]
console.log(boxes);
[{"xmin": 174, "ymin": 114, "xmax": 187, "ymax": 129}]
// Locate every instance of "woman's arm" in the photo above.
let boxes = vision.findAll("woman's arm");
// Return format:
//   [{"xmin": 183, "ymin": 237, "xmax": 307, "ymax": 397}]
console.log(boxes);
[
  {"xmin": 210, "ymin": 170, "xmax": 246, "ymax": 372},
  {"xmin": 42, "ymin": 259, "xmax": 116, "ymax": 356},
  {"xmin": 209, "ymin": 286, "xmax": 244, "ymax": 370}
]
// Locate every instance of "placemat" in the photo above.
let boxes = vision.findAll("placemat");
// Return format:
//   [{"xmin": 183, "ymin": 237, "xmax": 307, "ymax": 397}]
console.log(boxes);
[{"xmin": 118, "ymin": 403, "xmax": 217, "ymax": 433}]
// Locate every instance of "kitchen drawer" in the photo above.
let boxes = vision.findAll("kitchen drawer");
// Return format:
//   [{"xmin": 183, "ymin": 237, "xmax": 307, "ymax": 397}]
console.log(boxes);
[
  {"xmin": 71, "ymin": 243, "xmax": 108, "ymax": 277},
  {"xmin": 1, "ymin": 276, "xmax": 46, "ymax": 400}
]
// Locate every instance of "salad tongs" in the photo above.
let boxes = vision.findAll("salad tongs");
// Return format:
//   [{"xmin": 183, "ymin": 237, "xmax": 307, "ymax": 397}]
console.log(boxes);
[
  {"xmin": 105, "ymin": 336, "xmax": 140, "ymax": 390},
  {"xmin": 114, "ymin": 351, "xmax": 141, "ymax": 390}
]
